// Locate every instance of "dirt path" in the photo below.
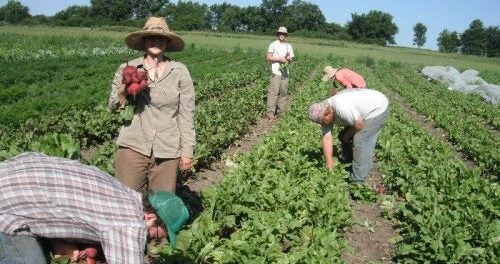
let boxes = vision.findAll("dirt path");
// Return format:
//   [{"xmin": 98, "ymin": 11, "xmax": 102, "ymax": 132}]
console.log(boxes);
[
  {"xmin": 341, "ymin": 199, "xmax": 395, "ymax": 263},
  {"xmin": 341, "ymin": 161, "xmax": 396, "ymax": 263}
]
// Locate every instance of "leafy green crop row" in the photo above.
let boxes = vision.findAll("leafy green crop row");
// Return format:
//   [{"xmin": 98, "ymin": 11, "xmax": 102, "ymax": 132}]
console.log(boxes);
[
  {"xmin": 170, "ymin": 63, "xmax": 351, "ymax": 263},
  {"xmin": 364, "ymin": 65, "xmax": 500, "ymax": 263},
  {"xmin": 367, "ymin": 61, "xmax": 499, "ymax": 176}
]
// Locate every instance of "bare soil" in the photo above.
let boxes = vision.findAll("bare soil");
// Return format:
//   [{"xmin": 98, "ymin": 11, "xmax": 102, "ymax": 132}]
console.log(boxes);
[{"xmin": 341, "ymin": 162, "xmax": 396, "ymax": 264}]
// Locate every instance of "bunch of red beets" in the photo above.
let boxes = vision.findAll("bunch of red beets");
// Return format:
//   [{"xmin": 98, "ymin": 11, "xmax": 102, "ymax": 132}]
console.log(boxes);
[{"xmin": 122, "ymin": 63, "xmax": 148, "ymax": 96}]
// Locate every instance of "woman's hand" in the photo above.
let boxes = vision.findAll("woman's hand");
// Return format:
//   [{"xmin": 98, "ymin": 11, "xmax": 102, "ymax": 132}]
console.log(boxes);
[{"xmin": 179, "ymin": 157, "xmax": 193, "ymax": 171}]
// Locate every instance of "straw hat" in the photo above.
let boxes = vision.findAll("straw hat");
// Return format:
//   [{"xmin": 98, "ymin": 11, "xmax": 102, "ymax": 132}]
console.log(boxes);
[
  {"xmin": 322, "ymin": 66, "xmax": 338, "ymax": 82},
  {"xmin": 276, "ymin": 26, "xmax": 288, "ymax": 35},
  {"xmin": 125, "ymin": 17, "xmax": 184, "ymax": 52}
]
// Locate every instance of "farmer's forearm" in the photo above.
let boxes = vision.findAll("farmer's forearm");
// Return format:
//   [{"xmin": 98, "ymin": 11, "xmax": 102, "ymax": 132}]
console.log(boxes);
[
  {"xmin": 322, "ymin": 133, "xmax": 334, "ymax": 169},
  {"xmin": 266, "ymin": 53, "xmax": 285, "ymax": 63}
]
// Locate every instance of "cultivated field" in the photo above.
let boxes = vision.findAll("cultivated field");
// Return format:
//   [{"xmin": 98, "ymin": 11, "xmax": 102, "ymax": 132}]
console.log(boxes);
[{"xmin": 0, "ymin": 25, "xmax": 498, "ymax": 263}]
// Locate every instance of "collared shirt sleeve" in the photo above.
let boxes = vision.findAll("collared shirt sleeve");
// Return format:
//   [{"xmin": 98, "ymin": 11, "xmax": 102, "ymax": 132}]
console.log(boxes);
[
  {"xmin": 101, "ymin": 227, "xmax": 147, "ymax": 264},
  {"xmin": 267, "ymin": 42, "xmax": 274, "ymax": 54},
  {"xmin": 109, "ymin": 63, "xmax": 126, "ymax": 111},
  {"xmin": 177, "ymin": 65, "xmax": 196, "ymax": 158}
]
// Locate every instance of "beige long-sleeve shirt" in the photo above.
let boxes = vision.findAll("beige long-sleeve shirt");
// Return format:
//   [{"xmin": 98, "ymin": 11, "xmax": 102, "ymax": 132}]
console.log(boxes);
[{"xmin": 108, "ymin": 56, "xmax": 195, "ymax": 159}]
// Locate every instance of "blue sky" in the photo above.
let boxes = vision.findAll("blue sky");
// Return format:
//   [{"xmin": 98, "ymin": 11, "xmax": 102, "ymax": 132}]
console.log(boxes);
[{"xmin": 2, "ymin": 0, "xmax": 499, "ymax": 50}]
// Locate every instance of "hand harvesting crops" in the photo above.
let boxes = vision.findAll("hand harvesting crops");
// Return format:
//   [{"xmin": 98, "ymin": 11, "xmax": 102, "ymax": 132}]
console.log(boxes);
[{"xmin": 308, "ymin": 88, "xmax": 389, "ymax": 184}]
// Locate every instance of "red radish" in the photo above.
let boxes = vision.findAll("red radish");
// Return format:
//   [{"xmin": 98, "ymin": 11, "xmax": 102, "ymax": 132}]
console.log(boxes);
[
  {"xmin": 123, "ymin": 63, "xmax": 136, "ymax": 76},
  {"xmin": 131, "ymin": 72, "xmax": 140, "ymax": 83},
  {"xmin": 123, "ymin": 74, "xmax": 132, "ymax": 85},
  {"xmin": 139, "ymin": 79, "xmax": 147, "ymax": 89},
  {"xmin": 121, "ymin": 61, "xmax": 149, "ymax": 96},
  {"xmin": 127, "ymin": 82, "xmax": 142, "ymax": 95},
  {"xmin": 136, "ymin": 70, "xmax": 146, "ymax": 81}
]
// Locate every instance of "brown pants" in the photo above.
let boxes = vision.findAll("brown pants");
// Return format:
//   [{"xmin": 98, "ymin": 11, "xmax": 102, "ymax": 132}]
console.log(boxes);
[
  {"xmin": 267, "ymin": 74, "xmax": 289, "ymax": 114},
  {"xmin": 115, "ymin": 147, "xmax": 179, "ymax": 192}
]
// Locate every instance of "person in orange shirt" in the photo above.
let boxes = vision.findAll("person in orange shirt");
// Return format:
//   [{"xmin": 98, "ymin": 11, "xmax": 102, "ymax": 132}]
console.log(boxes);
[{"xmin": 322, "ymin": 66, "xmax": 366, "ymax": 95}]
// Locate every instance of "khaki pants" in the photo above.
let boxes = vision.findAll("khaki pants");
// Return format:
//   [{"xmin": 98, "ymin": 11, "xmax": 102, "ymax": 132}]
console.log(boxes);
[
  {"xmin": 115, "ymin": 147, "xmax": 179, "ymax": 192},
  {"xmin": 267, "ymin": 74, "xmax": 289, "ymax": 114}
]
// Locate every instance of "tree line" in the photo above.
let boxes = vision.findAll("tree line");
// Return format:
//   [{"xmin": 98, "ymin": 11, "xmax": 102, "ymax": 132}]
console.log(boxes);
[{"xmin": 1, "ymin": 0, "xmax": 499, "ymax": 57}]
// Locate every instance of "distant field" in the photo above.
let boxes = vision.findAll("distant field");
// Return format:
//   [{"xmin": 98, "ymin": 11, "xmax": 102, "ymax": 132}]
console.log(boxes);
[{"xmin": 2, "ymin": 25, "xmax": 500, "ymax": 73}]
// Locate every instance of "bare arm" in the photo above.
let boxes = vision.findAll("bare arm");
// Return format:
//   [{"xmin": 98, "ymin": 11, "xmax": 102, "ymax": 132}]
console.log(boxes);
[{"xmin": 322, "ymin": 131, "xmax": 334, "ymax": 169}]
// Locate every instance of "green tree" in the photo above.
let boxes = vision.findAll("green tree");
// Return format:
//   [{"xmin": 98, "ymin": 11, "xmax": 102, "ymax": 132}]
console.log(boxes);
[
  {"xmin": 133, "ymin": 0, "xmax": 168, "ymax": 18},
  {"xmin": 208, "ymin": 3, "xmax": 243, "ymax": 31},
  {"xmin": 413, "ymin": 22, "xmax": 427, "ymax": 48},
  {"xmin": 52, "ymin": 5, "xmax": 92, "ymax": 26},
  {"xmin": 461, "ymin": 19, "xmax": 487, "ymax": 56},
  {"xmin": 0, "ymin": 0, "xmax": 30, "ymax": 24},
  {"xmin": 437, "ymin": 29, "xmax": 460, "ymax": 53},
  {"xmin": 90, "ymin": 0, "xmax": 134, "ymax": 21},
  {"xmin": 240, "ymin": 6, "xmax": 265, "ymax": 32},
  {"xmin": 346, "ymin": 10, "xmax": 398, "ymax": 46},
  {"xmin": 283, "ymin": 0, "xmax": 325, "ymax": 32},
  {"xmin": 160, "ymin": 1, "xmax": 209, "ymax": 30},
  {"xmin": 485, "ymin": 26, "xmax": 500, "ymax": 57},
  {"xmin": 260, "ymin": 0, "xmax": 288, "ymax": 32},
  {"xmin": 321, "ymin": 22, "xmax": 352, "ymax": 41}
]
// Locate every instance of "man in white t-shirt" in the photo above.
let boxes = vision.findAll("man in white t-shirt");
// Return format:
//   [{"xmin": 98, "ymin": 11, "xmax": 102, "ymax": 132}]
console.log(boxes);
[
  {"xmin": 266, "ymin": 26, "xmax": 295, "ymax": 119},
  {"xmin": 308, "ymin": 88, "xmax": 389, "ymax": 183}
]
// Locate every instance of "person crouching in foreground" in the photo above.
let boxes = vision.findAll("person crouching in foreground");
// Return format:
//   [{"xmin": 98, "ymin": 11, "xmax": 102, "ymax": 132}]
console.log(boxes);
[
  {"xmin": 308, "ymin": 88, "xmax": 389, "ymax": 184},
  {"xmin": 0, "ymin": 152, "xmax": 189, "ymax": 264}
]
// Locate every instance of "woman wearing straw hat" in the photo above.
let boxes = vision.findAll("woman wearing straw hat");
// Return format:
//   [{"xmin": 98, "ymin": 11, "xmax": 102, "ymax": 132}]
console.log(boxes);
[
  {"xmin": 266, "ymin": 26, "xmax": 295, "ymax": 120},
  {"xmin": 322, "ymin": 66, "xmax": 366, "ymax": 95},
  {"xmin": 108, "ymin": 17, "xmax": 195, "ymax": 193}
]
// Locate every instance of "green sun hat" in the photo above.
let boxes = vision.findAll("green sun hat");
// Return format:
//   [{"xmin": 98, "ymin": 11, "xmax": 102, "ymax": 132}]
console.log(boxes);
[{"xmin": 148, "ymin": 191, "xmax": 190, "ymax": 248}]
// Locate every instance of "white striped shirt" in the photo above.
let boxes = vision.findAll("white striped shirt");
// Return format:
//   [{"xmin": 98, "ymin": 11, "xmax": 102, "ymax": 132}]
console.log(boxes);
[{"xmin": 0, "ymin": 152, "xmax": 147, "ymax": 264}]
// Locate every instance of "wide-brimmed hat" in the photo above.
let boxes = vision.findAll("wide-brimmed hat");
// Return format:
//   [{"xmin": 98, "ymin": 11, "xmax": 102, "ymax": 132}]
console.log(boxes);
[
  {"xmin": 148, "ymin": 191, "xmax": 189, "ymax": 248},
  {"xmin": 276, "ymin": 26, "xmax": 288, "ymax": 35},
  {"xmin": 322, "ymin": 66, "xmax": 338, "ymax": 82},
  {"xmin": 125, "ymin": 17, "xmax": 184, "ymax": 52},
  {"xmin": 308, "ymin": 100, "xmax": 329, "ymax": 123}
]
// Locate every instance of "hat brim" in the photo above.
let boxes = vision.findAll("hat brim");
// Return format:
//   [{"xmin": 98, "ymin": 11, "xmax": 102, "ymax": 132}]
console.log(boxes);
[
  {"xmin": 125, "ymin": 31, "xmax": 185, "ymax": 52},
  {"xmin": 322, "ymin": 69, "xmax": 338, "ymax": 82}
]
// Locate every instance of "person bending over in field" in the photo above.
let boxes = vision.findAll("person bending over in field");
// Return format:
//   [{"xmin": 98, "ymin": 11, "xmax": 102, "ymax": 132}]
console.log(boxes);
[
  {"xmin": 265, "ymin": 26, "xmax": 295, "ymax": 120},
  {"xmin": 322, "ymin": 65, "xmax": 367, "ymax": 95},
  {"xmin": 108, "ymin": 17, "xmax": 195, "ymax": 193},
  {"xmin": 308, "ymin": 88, "xmax": 389, "ymax": 185},
  {"xmin": 0, "ymin": 152, "xmax": 189, "ymax": 264}
]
